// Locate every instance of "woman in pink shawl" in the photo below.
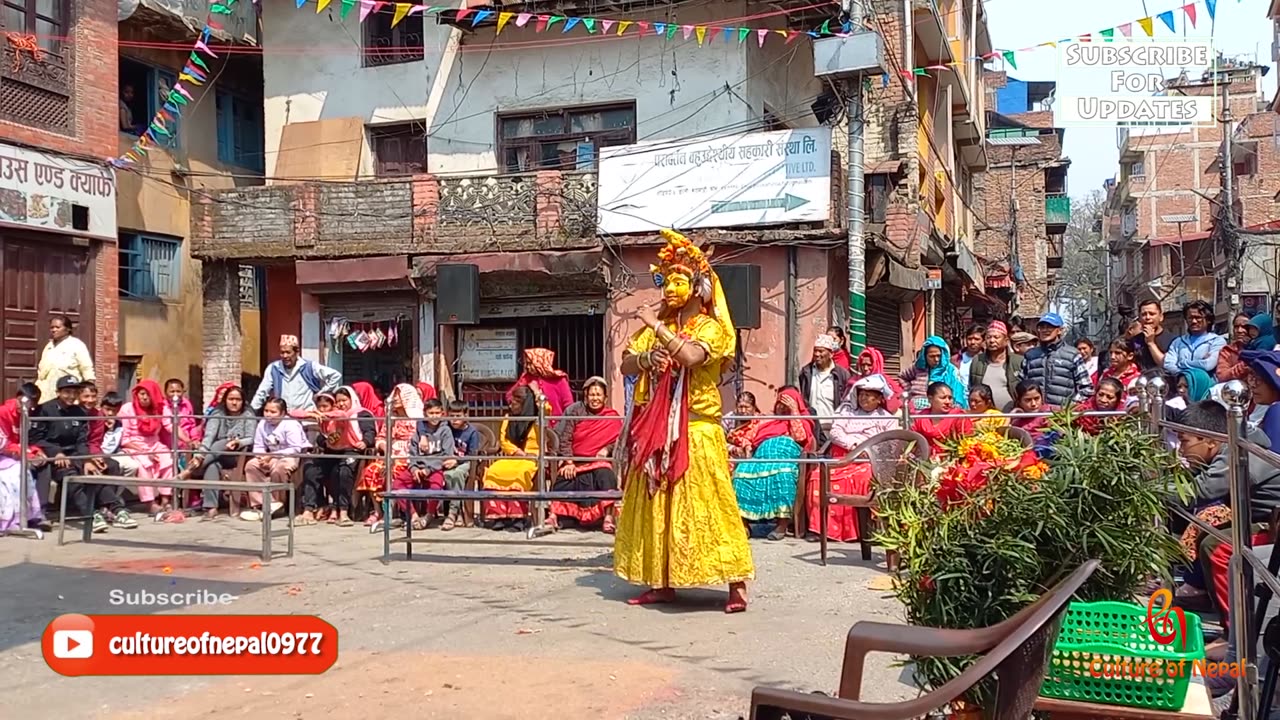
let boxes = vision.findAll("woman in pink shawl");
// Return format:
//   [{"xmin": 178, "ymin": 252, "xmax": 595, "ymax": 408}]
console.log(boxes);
[
  {"xmin": 119, "ymin": 379, "xmax": 176, "ymax": 513},
  {"xmin": 506, "ymin": 348, "xmax": 573, "ymax": 426}
]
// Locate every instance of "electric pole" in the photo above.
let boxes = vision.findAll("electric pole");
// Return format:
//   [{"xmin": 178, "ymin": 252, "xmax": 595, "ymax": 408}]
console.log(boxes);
[
  {"xmin": 1220, "ymin": 82, "xmax": 1239, "ymax": 315},
  {"xmin": 813, "ymin": 1, "xmax": 883, "ymax": 355},
  {"xmin": 845, "ymin": 0, "xmax": 867, "ymax": 355}
]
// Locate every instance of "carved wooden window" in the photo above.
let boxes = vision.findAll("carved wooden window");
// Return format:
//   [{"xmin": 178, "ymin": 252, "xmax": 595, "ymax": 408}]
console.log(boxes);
[
  {"xmin": 497, "ymin": 102, "xmax": 636, "ymax": 173},
  {"xmin": 363, "ymin": 7, "xmax": 423, "ymax": 67},
  {"xmin": 0, "ymin": 0, "xmax": 71, "ymax": 130},
  {"xmin": 371, "ymin": 122, "xmax": 427, "ymax": 177}
]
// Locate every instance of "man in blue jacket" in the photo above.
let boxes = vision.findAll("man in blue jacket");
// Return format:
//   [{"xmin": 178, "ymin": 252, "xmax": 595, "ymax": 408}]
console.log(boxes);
[
  {"xmin": 1017, "ymin": 312, "xmax": 1094, "ymax": 407},
  {"xmin": 1164, "ymin": 300, "xmax": 1227, "ymax": 377}
]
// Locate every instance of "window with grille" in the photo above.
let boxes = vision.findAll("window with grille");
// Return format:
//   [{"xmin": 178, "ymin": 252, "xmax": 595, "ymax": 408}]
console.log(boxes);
[
  {"xmin": 2, "ymin": 0, "xmax": 66, "ymax": 53},
  {"xmin": 363, "ymin": 6, "xmax": 423, "ymax": 67},
  {"xmin": 238, "ymin": 265, "xmax": 263, "ymax": 309},
  {"xmin": 497, "ymin": 103, "xmax": 636, "ymax": 173},
  {"xmin": 119, "ymin": 233, "xmax": 181, "ymax": 300},
  {"xmin": 370, "ymin": 122, "xmax": 427, "ymax": 177},
  {"xmin": 216, "ymin": 91, "xmax": 265, "ymax": 173}
]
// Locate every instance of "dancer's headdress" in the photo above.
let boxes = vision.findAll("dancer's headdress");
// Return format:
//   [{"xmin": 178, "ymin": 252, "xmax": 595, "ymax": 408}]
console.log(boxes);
[{"xmin": 650, "ymin": 229, "xmax": 736, "ymax": 373}]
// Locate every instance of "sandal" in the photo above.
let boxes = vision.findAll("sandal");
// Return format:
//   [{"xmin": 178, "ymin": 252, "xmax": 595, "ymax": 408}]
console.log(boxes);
[
  {"xmin": 628, "ymin": 588, "xmax": 676, "ymax": 606},
  {"xmin": 766, "ymin": 529, "xmax": 787, "ymax": 542},
  {"xmin": 602, "ymin": 516, "xmax": 616, "ymax": 535},
  {"xmin": 297, "ymin": 515, "xmax": 318, "ymax": 527},
  {"xmin": 441, "ymin": 517, "xmax": 456, "ymax": 531},
  {"xmin": 725, "ymin": 583, "xmax": 748, "ymax": 614},
  {"xmin": 336, "ymin": 516, "xmax": 353, "ymax": 527},
  {"xmin": 411, "ymin": 516, "xmax": 429, "ymax": 531}
]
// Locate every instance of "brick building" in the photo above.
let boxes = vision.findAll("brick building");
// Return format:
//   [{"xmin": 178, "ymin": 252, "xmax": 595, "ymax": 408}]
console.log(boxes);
[
  {"xmin": 973, "ymin": 71, "xmax": 1069, "ymax": 319},
  {"xmin": 0, "ymin": 0, "xmax": 120, "ymax": 396},
  {"xmin": 1104, "ymin": 60, "xmax": 1271, "ymax": 331}
]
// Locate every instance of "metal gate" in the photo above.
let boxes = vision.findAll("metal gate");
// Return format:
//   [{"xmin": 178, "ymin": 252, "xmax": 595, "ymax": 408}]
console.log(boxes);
[{"xmin": 866, "ymin": 297, "xmax": 903, "ymax": 375}]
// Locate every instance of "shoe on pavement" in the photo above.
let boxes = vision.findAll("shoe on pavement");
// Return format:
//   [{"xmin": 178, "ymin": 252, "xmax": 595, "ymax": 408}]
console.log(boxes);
[
  {"xmin": 92, "ymin": 513, "xmax": 109, "ymax": 533},
  {"xmin": 113, "ymin": 510, "xmax": 138, "ymax": 529}
]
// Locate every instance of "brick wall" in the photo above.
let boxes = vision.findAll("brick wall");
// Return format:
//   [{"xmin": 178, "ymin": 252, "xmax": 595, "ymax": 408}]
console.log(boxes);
[
  {"xmin": 0, "ymin": 0, "xmax": 118, "ymax": 160},
  {"xmin": 974, "ymin": 162, "xmax": 1051, "ymax": 315},
  {"xmin": 200, "ymin": 261, "xmax": 242, "ymax": 407},
  {"xmin": 0, "ymin": 0, "xmax": 120, "ymax": 390}
]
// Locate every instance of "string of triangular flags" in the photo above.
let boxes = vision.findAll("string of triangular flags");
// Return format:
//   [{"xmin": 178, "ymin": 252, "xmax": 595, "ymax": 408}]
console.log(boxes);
[
  {"xmin": 906, "ymin": 0, "xmax": 1223, "ymax": 76},
  {"xmin": 111, "ymin": 1, "xmax": 237, "ymax": 167},
  {"xmin": 291, "ymin": 0, "xmax": 844, "ymax": 48}
]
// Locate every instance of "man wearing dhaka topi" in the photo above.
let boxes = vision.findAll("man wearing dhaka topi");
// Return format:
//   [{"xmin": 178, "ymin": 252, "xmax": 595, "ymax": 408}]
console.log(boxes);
[{"xmin": 614, "ymin": 229, "xmax": 755, "ymax": 613}]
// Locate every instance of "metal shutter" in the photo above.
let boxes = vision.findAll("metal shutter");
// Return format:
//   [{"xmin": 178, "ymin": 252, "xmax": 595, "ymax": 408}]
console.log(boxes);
[{"xmin": 866, "ymin": 297, "xmax": 903, "ymax": 374}]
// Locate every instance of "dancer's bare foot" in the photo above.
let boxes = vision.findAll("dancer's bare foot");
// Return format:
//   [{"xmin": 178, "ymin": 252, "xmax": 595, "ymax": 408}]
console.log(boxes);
[
  {"xmin": 725, "ymin": 582, "xmax": 748, "ymax": 614},
  {"xmin": 627, "ymin": 588, "xmax": 676, "ymax": 606}
]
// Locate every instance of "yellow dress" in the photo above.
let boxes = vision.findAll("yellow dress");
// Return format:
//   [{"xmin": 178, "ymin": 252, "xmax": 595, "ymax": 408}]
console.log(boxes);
[
  {"xmin": 483, "ymin": 418, "xmax": 541, "ymax": 492},
  {"xmin": 613, "ymin": 315, "xmax": 756, "ymax": 588}
]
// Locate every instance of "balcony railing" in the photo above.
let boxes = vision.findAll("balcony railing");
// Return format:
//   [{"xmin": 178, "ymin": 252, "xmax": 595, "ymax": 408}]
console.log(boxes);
[
  {"xmin": 1045, "ymin": 194, "xmax": 1070, "ymax": 227},
  {"xmin": 1046, "ymin": 234, "xmax": 1063, "ymax": 269}
]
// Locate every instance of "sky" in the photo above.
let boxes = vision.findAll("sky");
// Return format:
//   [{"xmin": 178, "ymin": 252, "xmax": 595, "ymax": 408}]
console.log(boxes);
[{"xmin": 985, "ymin": 0, "xmax": 1277, "ymax": 199}]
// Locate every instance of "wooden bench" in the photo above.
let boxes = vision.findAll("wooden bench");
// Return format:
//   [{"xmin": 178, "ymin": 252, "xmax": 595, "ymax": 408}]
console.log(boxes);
[
  {"xmin": 58, "ymin": 475, "xmax": 295, "ymax": 563},
  {"xmin": 378, "ymin": 488, "xmax": 622, "ymax": 563}
]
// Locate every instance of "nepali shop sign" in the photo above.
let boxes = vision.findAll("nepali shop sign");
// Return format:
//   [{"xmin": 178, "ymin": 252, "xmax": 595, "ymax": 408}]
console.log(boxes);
[
  {"xmin": 0, "ymin": 143, "xmax": 117, "ymax": 240},
  {"xmin": 597, "ymin": 128, "xmax": 831, "ymax": 234}
]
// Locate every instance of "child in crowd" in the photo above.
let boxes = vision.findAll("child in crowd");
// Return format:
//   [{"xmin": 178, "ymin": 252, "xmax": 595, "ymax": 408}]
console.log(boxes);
[
  {"xmin": 443, "ymin": 400, "xmax": 481, "ymax": 530},
  {"xmin": 1101, "ymin": 339, "xmax": 1141, "ymax": 392},
  {"xmin": 96, "ymin": 392, "xmax": 139, "ymax": 478},
  {"xmin": 78, "ymin": 383, "xmax": 137, "ymax": 530},
  {"xmin": 241, "ymin": 398, "xmax": 310, "ymax": 522},
  {"xmin": 968, "ymin": 383, "xmax": 1007, "ymax": 431},
  {"xmin": 404, "ymin": 397, "xmax": 454, "ymax": 529}
]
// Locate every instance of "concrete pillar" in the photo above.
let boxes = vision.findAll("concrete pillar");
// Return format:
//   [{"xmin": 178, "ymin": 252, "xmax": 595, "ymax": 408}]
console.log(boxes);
[{"xmin": 201, "ymin": 261, "xmax": 242, "ymax": 407}]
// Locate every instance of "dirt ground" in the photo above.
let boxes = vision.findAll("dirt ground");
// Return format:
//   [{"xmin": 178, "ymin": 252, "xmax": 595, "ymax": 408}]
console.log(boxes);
[{"xmin": 0, "ymin": 517, "xmax": 917, "ymax": 718}]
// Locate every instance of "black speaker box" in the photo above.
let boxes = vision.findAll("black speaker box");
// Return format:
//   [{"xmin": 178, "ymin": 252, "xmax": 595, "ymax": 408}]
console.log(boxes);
[
  {"xmin": 436, "ymin": 264, "xmax": 480, "ymax": 324},
  {"xmin": 716, "ymin": 264, "xmax": 761, "ymax": 329}
]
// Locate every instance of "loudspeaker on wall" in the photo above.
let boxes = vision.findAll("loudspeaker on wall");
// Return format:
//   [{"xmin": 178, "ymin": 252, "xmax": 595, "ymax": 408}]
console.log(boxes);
[
  {"xmin": 715, "ymin": 264, "xmax": 762, "ymax": 329},
  {"xmin": 436, "ymin": 264, "xmax": 480, "ymax": 324}
]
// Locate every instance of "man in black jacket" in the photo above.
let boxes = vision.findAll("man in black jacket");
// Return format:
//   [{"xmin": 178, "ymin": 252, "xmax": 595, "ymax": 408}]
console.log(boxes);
[{"xmin": 31, "ymin": 375, "xmax": 125, "ymax": 532}]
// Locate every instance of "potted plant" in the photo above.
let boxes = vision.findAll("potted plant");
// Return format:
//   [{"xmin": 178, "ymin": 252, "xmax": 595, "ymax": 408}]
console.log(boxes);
[{"xmin": 875, "ymin": 415, "xmax": 1193, "ymax": 713}]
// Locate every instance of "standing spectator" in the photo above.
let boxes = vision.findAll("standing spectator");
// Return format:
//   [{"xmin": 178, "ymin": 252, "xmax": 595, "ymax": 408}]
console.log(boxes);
[
  {"xmin": 1164, "ymin": 300, "xmax": 1226, "ymax": 376},
  {"xmin": 35, "ymin": 315, "xmax": 95, "ymax": 403},
  {"xmin": 901, "ymin": 336, "xmax": 968, "ymax": 412},
  {"xmin": 1075, "ymin": 338, "xmax": 1099, "ymax": 381},
  {"xmin": 799, "ymin": 334, "xmax": 852, "ymax": 435},
  {"xmin": 1216, "ymin": 313, "xmax": 1254, "ymax": 382},
  {"xmin": 1126, "ymin": 299, "xmax": 1176, "ymax": 374},
  {"xmin": 953, "ymin": 324, "xmax": 986, "ymax": 394},
  {"xmin": 1017, "ymin": 313, "xmax": 1094, "ymax": 407},
  {"xmin": 507, "ymin": 348, "xmax": 573, "ymax": 424},
  {"xmin": 249, "ymin": 335, "xmax": 342, "ymax": 412},
  {"xmin": 825, "ymin": 326, "xmax": 853, "ymax": 371},
  {"xmin": 1010, "ymin": 332, "xmax": 1037, "ymax": 355},
  {"xmin": 967, "ymin": 321, "xmax": 1022, "ymax": 411}
]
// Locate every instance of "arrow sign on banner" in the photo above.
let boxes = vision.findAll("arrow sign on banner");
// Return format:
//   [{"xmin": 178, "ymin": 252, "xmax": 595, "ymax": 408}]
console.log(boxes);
[{"xmin": 710, "ymin": 194, "xmax": 810, "ymax": 213}]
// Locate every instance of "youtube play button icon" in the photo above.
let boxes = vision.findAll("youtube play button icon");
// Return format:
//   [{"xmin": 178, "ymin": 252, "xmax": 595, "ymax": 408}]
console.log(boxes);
[{"xmin": 43, "ymin": 614, "xmax": 97, "ymax": 674}]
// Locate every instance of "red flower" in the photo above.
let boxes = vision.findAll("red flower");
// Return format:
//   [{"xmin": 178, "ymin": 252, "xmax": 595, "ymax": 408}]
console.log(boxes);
[{"xmin": 919, "ymin": 574, "xmax": 935, "ymax": 591}]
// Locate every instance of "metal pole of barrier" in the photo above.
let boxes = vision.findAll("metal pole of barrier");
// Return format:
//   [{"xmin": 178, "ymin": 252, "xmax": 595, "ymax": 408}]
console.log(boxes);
[
  {"xmin": 530, "ymin": 399, "xmax": 547, "ymax": 539},
  {"xmin": 8, "ymin": 396, "xmax": 40, "ymax": 539},
  {"xmin": 1134, "ymin": 376, "xmax": 1150, "ymax": 417},
  {"xmin": 170, "ymin": 395, "xmax": 182, "ymax": 511},
  {"xmin": 383, "ymin": 397, "xmax": 394, "ymax": 522},
  {"xmin": 1223, "ymin": 380, "xmax": 1257, "ymax": 720},
  {"xmin": 1147, "ymin": 376, "xmax": 1166, "ymax": 438}
]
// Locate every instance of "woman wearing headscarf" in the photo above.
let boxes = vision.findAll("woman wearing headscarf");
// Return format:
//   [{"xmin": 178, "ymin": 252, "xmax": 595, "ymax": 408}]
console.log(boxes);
[
  {"xmin": 730, "ymin": 386, "xmax": 815, "ymax": 541},
  {"xmin": 849, "ymin": 346, "xmax": 903, "ymax": 413},
  {"xmin": 483, "ymin": 384, "xmax": 547, "ymax": 532},
  {"xmin": 825, "ymin": 326, "xmax": 853, "ymax": 371},
  {"xmin": 804, "ymin": 375, "xmax": 899, "ymax": 542},
  {"xmin": 355, "ymin": 384, "xmax": 423, "ymax": 527},
  {"xmin": 506, "ymin": 348, "xmax": 573, "ymax": 425},
  {"xmin": 351, "ymin": 381, "xmax": 385, "ymax": 420},
  {"xmin": 548, "ymin": 377, "xmax": 622, "ymax": 533},
  {"xmin": 899, "ymin": 336, "xmax": 968, "ymax": 412},
  {"xmin": 415, "ymin": 382, "xmax": 438, "ymax": 403},
  {"xmin": 1160, "ymin": 368, "xmax": 1213, "ymax": 451},
  {"xmin": 118, "ymin": 379, "xmax": 176, "ymax": 514}
]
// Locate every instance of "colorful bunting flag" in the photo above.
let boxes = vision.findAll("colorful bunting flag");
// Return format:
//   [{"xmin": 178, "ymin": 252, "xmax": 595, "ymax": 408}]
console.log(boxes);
[
  {"xmin": 1205, "ymin": 0, "xmax": 1216, "ymax": 19},
  {"xmin": 583, "ymin": 18, "xmax": 596, "ymax": 33},
  {"xmin": 340, "ymin": 0, "xmax": 355, "ymax": 19},
  {"xmin": 563, "ymin": 17, "xmax": 579, "ymax": 32},
  {"xmin": 472, "ymin": 9, "xmax": 491, "ymax": 25},
  {"xmin": 496, "ymin": 11, "xmax": 512, "ymax": 33},
  {"xmin": 1182, "ymin": 3, "xmax": 1197, "ymax": 26},
  {"xmin": 316, "ymin": 0, "xmax": 331, "ymax": 13},
  {"xmin": 194, "ymin": 39, "xmax": 216, "ymax": 57},
  {"xmin": 1137, "ymin": 16, "xmax": 1154, "ymax": 36},
  {"xmin": 616, "ymin": 20, "xmax": 631, "ymax": 35},
  {"xmin": 738, "ymin": 26, "xmax": 749, "ymax": 43},
  {"xmin": 600, "ymin": 19, "xmax": 613, "ymax": 33},
  {"xmin": 1002, "ymin": 50, "xmax": 1017, "ymax": 70},
  {"xmin": 1157, "ymin": 10, "xmax": 1176, "ymax": 31},
  {"xmin": 1118, "ymin": 22, "xmax": 1132, "ymax": 37},
  {"xmin": 756, "ymin": 29, "xmax": 767, "ymax": 47},
  {"xmin": 665, "ymin": 23, "xmax": 677, "ymax": 39},
  {"xmin": 1099, "ymin": 28, "xmax": 1114, "ymax": 40}
]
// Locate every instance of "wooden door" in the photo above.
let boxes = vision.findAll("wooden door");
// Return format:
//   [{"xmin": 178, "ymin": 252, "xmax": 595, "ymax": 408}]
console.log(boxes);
[{"xmin": 0, "ymin": 233, "xmax": 93, "ymax": 398}]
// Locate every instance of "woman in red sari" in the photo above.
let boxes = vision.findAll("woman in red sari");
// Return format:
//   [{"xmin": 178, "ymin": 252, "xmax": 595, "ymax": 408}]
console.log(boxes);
[
  {"xmin": 730, "ymin": 386, "xmax": 815, "ymax": 540},
  {"xmin": 548, "ymin": 376, "xmax": 622, "ymax": 533},
  {"xmin": 805, "ymin": 375, "xmax": 899, "ymax": 541},
  {"xmin": 910, "ymin": 381, "xmax": 974, "ymax": 456}
]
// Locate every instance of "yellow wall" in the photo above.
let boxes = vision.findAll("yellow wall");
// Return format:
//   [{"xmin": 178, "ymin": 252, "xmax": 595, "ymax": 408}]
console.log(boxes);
[{"xmin": 114, "ymin": 35, "xmax": 262, "ymax": 400}]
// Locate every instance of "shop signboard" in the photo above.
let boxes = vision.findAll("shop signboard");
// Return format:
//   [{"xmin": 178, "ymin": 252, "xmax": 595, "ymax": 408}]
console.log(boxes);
[
  {"xmin": 597, "ymin": 128, "xmax": 831, "ymax": 234},
  {"xmin": 0, "ymin": 143, "xmax": 116, "ymax": 239},
  {"xmin": 458, "ymin": 327, "xmax": 518, "ymax": 381}
]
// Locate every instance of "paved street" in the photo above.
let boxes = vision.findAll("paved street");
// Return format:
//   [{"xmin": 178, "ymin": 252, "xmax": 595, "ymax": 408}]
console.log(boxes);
[{"xmin": 0, "ymin": 520, "xmax": 916, "ymax": 718}]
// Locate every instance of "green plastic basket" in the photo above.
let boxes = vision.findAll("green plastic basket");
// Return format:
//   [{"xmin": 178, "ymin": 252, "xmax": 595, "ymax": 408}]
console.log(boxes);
[{"xmin": 1040, "ymin": 600, "xmax": 1206, "ymax": 711}]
